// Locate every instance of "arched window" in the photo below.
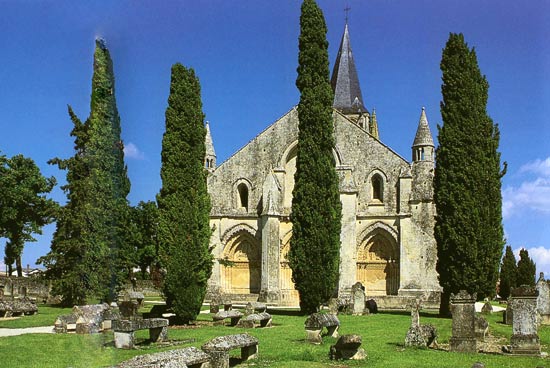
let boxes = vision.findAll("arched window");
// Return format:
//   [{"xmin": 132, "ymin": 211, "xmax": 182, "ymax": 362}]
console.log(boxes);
[
  {"xmin": 237, "ymin": 183, "xmax": 249, "ymax": 210},
  {"xmin": 372, "ymin": 174, "xmax": 383, "ymax": 202}
]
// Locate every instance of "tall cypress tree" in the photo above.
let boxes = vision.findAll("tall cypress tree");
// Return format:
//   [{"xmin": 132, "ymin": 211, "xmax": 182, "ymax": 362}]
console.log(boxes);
[
  {"xmin": 289, "ymin": 0, "xmax": 342, "ymax": 314},
  {"xmin": 157, "ymin": 64, "xmax": 212, "ymax": 323},
  {"xmin": 39, "ymin": 39, "xmax": 130, "ymax": 305},
  {"xmin": 499, "ymin": 245, "xmax": 517, "ymax": 300},
  {"xmin": 516, "ymin": 248, "xmax": 536, "ymax": 287},
  {"xmin": 435, "ymin": 33, "xmax": 506, "ymax": 315}
]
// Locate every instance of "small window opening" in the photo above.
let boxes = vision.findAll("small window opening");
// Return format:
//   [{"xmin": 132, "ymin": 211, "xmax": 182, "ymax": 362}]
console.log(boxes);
[
  {"xmin": 372, "ymin": 174, "xmax": 383, "ymax": 202},
  {"xmin": 238, "ymin": 183, "xmax": 249, "ymax": 210}
]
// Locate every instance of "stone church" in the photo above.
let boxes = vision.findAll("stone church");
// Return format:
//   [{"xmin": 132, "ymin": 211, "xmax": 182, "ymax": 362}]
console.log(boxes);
[{"xmin": 205, "ymin": 24, "xmax": 441, "ymax": 306}]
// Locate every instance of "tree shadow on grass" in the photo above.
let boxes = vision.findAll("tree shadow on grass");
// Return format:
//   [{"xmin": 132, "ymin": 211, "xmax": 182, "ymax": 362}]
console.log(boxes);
[
  {"xmin": 378, "ymin": 310, "xmax": 450, "ymax": 319},
  {"xmin": 267, "ymin": 309, "xmax": 305, "ymax": 317}
]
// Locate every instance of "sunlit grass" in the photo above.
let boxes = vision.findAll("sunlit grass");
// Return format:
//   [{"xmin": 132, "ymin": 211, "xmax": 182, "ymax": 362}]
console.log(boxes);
[{"xmin": 0, "ymin": 300, "xmax": 548, "ymax": 367}]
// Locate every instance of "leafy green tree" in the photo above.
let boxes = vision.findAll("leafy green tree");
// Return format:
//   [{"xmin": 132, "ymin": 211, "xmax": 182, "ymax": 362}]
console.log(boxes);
[
  {"xmin": 39, "ymin": 39, "xmax": 130, "ymax": 305},
  {"xmin": 157, "ymin": 63, "xmax": 212, "ymax": 323},
  {"xmin": 130, "ymin": 201, "xmax": 159, "ymax": 279},
  {"xmin": 516, "ymin": 248, "xmax": 536, "ymax": 287},
  {"xmin": 434, "ymin": 33, "xmax": 506, "ymax": 315},
  {"xmin": 288, "ymin": 0, "xmax": 342, "ymax": 314},
  {"xmin": 0, "ymin": 155, "xmax": 57, "ymax": 277},
  {"xmin": 499, "ymin": 245, "xmax": 517, "ymax": 300}
]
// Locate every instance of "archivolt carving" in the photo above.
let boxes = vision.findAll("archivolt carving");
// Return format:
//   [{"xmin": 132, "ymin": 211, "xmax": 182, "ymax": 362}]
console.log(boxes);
[
  {"xmin": 220, "ymin": 223, "xmax": 258, "ymax": 245},
  {"xmin": 356, "ymin": 221, "xmax": 398, "ymax": 248}
]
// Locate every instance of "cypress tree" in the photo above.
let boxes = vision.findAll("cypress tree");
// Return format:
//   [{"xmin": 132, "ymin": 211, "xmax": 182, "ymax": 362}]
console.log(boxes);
[
  {"xmin": 288, "ymin": 0, "xmax": 342, "ymax": 314},
  {"xmin": 157, "ymin": 63, "xmax": 212, "ymax": 323},
  {"xmin": 516, "ymin": 248, "xmax": 536, "ymax": 287},
  {"xmin": 39, "ymin": 39, "xmax": 130, "ymax": 305},
  {"xmin": 499, "ymin": 245, "xmax": 517, "ymax": 300},
  {"xmin": 434, "ymin": 33, "xmax": 506, "ymax": 315}
]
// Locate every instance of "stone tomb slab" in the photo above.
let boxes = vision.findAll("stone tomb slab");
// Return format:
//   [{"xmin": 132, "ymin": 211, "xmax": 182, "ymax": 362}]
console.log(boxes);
[
  {"xmin": 236, "ymin": 312, "xmax": 272, "ymax": 328},
  {"xmin": 329, "ymin": 334, "xmax": 366, "ymax": 360},
  {"xmin": 304, "ymin": 313, "xmax": 340, "ymax": 344},
  {"xmin": 115, "ymin": 346, "xmax": 210, "ymax": 368},
  {"xmin": 113, "ymin": 318, "xmax": 169, "ymax": 349},
  {"xmin": 212, "ymin": 310, "xmax": 243, "ymax": 326},
  {"xmin": 202, "ymin": 333, "xmax": 258, "ymax": 368}
]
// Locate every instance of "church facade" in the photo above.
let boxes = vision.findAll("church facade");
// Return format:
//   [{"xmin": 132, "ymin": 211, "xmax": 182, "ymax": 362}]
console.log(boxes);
[{"xmin": 204, "ymin": 24, "xmax": 441, "ymax": 306}]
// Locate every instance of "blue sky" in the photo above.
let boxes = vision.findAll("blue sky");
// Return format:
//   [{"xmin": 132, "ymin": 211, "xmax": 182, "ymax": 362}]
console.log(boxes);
[{"xmin": 1, "ymin": 1, "xmax": 549, "ymax": 277}]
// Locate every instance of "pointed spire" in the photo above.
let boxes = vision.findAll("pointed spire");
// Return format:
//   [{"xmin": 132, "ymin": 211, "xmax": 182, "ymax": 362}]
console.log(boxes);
[
  {"xmin": 412, "ymin": 107, "xmax": 435, "ymax": 162},
  {"xmin": 369, "ymin": 108, "xmax": 379, "ymax": 140},
  {"xmin": 412, "ymin": 107, "xmax": 434, "ymax": 148},
  {"xmin": 331, "ymin": 24, "xmax": 367, "ymax": 114},
  {"xmin": 205, "ymin": 121, "xmax": 216, "ymax": 171}
]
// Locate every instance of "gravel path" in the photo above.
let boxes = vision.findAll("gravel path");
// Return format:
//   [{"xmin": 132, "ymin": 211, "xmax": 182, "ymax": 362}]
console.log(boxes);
[{"xmin": 0, "ymin": 326, "xmax": 54, "ymax": 337}]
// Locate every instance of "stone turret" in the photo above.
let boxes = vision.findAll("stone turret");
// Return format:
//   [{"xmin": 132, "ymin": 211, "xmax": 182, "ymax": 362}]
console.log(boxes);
[
  {"xmin": 205, "ymin": 121, "xmax": 216, "ymax": 172},
  {"xmin": 412, "ymin": 108, "xmax": 434, "ymax": 162},
  {"xmin": 411, "ymin": 108, "xmax": 435, "ymax": 202}
]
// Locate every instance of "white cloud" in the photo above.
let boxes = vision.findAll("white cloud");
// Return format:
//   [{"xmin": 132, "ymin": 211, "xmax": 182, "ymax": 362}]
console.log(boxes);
[
  {"xmin": 123, "ymin": 142, "xmax": 145, "ymax": 160},
  {"xmin": 502, "ymin": 157, "xmax": 550, "ymax": 219},
  {"xmin": 519, "ymin": 157, "xmax": 550, "ymax": 177}
]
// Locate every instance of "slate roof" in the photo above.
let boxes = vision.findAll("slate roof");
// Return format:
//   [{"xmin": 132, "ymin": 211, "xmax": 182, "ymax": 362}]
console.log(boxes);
[{"xmin": 331, "ymin": 24, "xmax": 367, "ymax": 114}]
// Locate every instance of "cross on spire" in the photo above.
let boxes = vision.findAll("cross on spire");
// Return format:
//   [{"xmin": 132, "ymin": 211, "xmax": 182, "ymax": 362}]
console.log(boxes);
[{"xmin": 344, "ymin": 5, "xmax": 351, "ymax": 24}]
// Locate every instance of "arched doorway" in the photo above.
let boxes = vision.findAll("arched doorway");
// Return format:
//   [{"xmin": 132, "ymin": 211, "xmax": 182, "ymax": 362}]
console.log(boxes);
[
  {"xmin": 221, "ymin": 230, "xmax": 261, "ymax": 294},
  {"xmin": 357, "ymin": 226, "xmax": 399, "ymax": 295},
  {"xmin": 279, "ymin": 231, "xmax": 299, "ymax": 305}
]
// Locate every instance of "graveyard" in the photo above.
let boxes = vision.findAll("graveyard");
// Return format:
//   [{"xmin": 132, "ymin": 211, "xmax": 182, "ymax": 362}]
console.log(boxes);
[{"xmin": 0, "ymin": 295, "xmax": 549, "ymax": 367}]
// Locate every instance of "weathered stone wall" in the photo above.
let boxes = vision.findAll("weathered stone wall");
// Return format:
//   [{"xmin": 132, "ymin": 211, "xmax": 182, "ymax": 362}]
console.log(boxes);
[
  {"xmin": 0, "ymin": 276, "xmax": 50, "ymax": 299},
  {"xmin": 206, "ymin": 107, "xmax": 440, "ymax": 305}
]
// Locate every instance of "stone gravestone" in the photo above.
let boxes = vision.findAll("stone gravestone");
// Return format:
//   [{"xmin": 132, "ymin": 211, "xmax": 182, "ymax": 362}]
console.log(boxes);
[
  {"xmin": 536, "ymin": 272, "xmax": 550, "ymax": 325},
  {"xmin": 474, "ymin": 315, "xmax": 489, "ymax": 341},
  {"xmin": 405, "ymin": 298, "xmax": 423, "ymax": 347},
  {"xmin": 404, "ymin": 298, "xmax": 437, "ymax": 348},
  {"xmin": 351, "ymin": 282, "xmax": 366, "ymax": 315},
  {"xmin": 450, "ymin": 290, "xmax": 476, "ymax": 353},
  {"xmin": 509, "ymin": 285, "xmax": 540, "ymax": 355},
  {"xmin": 480, "ymin": 301, "xmax": 493, "ymax": 314}
]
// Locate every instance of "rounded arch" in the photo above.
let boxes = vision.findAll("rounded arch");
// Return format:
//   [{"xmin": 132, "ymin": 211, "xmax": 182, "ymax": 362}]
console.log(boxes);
[
  {"xmin": 278, "ymin": 140, "xmax": 343, "ymax": 168},
  {"xmin": 365, "ymin": 169, "xmax": 388, "ymax": 203},
  {"xmin": 356, "ymin": 222, "xmax": 400, "ymax": 295},
  {"xmin": 232, "ymin": 178, "xmax": 253, "ymax": 210},
  {"xmin": 220, "ymin": 224, "xmax": 261, "ymax": 294}
]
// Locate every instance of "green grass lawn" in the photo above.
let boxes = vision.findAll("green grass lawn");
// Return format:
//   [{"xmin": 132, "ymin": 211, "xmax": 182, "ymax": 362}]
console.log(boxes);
[
  {"xmin": 0, "ymin": 304, "xmax": 73, "ymax": 328},
  {"xmin": 0, "ymin": 303, "xmax": 548, "ymax": 367}
]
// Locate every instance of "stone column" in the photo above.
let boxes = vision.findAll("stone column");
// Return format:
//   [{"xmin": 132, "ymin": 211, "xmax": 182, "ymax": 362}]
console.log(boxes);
[
  {"xmin": 259, "ymin": 214, "xmax": 280, "ymax": 303},
  {"xmin": 510, "ymin": 285, "xmax": 540, "ymax": 355},
  {"xmin": 450, "ymin": 290, "xmax": 476, "ymax": 353},
  {"xmin": 338, "ymin": 190, "xmax": 357, "ymax": 296}
]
